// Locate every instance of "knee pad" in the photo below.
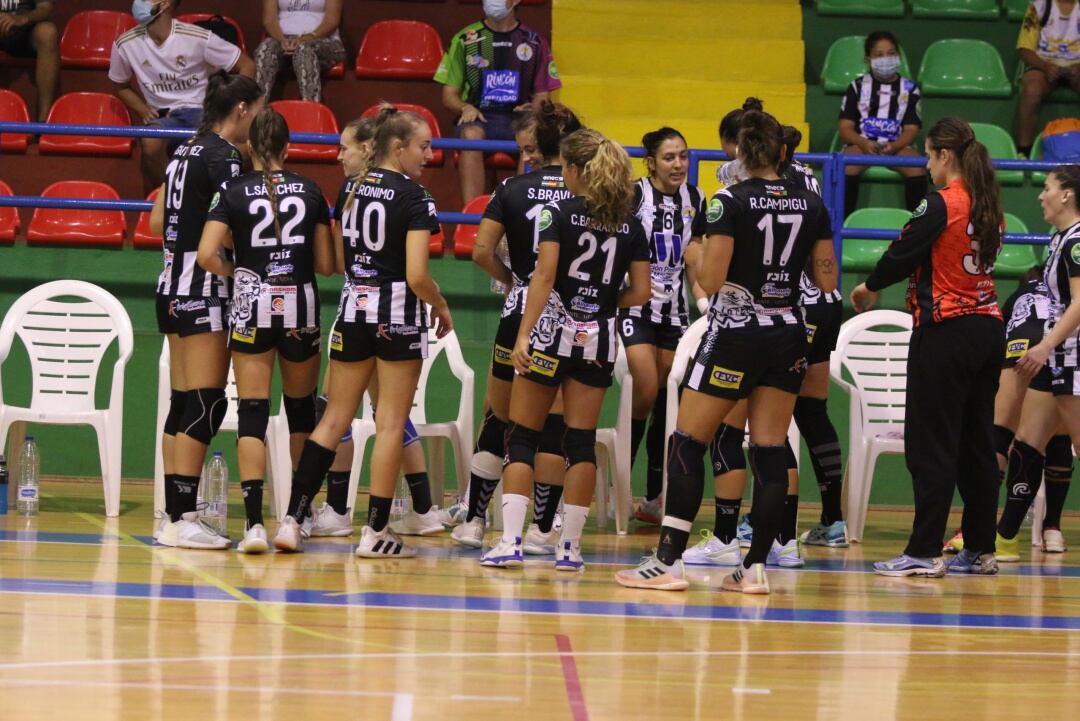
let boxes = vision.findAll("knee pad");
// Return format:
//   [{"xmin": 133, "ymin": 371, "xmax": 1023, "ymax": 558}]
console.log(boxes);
[
  {"xmin": 180, "ymin": 388, "xmax": 228, "ymax": 444},
  {"xmin": 562, "ymin": 427, "xmax": 597, "ymax": 468},
  {"xmin": 476, "ymin": 410, "xmax": 508, "ymax": 456},
  {"xmin": 504, "ymin": 422, "xmax": 542, "ymax": 469},
  {"xmin": 710, "ymin": 423, "xmax": 746, "ymax": 477},
  {"xmin": 403, "ymin": 417, "xmax": 420, "ymax": 448},
  {"xmin": 163, "ymin": 389, "xmax": 187, "ymax": 436},
  {"xmin": 785, "ymin": 439, "xmax": 798, "ymax": 470},
  {"xmin": 665, "ymin": 430, "xmax": 707, "ymax": 522},
  {"xmin": 314, "ymin": 394, "xmax": 328, "ymax": 423},
  {"xmin": 539, "ymin": 413, "xmax": 566, "ymax": 456},
  {"xmin": 793, "ymin": 396, "xmax": 828, "ymax": 426},
  {"xmin": 237, "ymin": 398, "xmax": 271, "ymax": 441},
  {"xmin": 1045, "ymin": 435, "xmax": 1074, "ymax": 480},
  {"xmin": 283, "ymin": 392, "xmax": 317, "ymax": 435},
  {"xmin": 747, "ymin": 444, "xmax": 789, "ymax": 488},
  {"xmin": 993, "ymin": 424, "xmax": 1015, "ymax": 459}
]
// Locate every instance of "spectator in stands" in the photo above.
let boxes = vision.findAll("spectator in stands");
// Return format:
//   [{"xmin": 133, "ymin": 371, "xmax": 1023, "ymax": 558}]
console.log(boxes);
[
  {"xmin": 254, "ymin": 0, "xmax": 345, "ymax": 103},
  {"xmin": 0, "ymin": 0, "xmax": 59, "ymax": 123},
  {"xmin": 108, "ymin": 0, "xmax": 255, "ymax": 193},
  {"xmin": 1015, "ymin": 0, "xmax": 1080, "ymax": 157},
  {"xmin": 435, "ymin": 0, "xmax": 561, "ymax": 203},
  {"xmin": 838, "ymin": 30, "xmax": 927, "ymax": 217}
]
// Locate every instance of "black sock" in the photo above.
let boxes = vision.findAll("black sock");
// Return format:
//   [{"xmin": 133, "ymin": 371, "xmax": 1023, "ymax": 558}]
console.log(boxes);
[
  {"xmin": 368, "ymin": 494, "xmax": 393, "ymax": 532},
  {"xmin": 997, "ymin": 440, "xmax": 1045, "ymax": 539},
  {"xmin": 467, "ymin": 473, "xmax": 500, "ymax": 522},
  {"xmin": 287, "ymin": 439, "xmax": 336, "ymax": 522},
  {"xmin": 170, "ymin": 474, "xmax": 200, "ymax": 521},
  {"xmin": 534, "ymin": 482, "xmax": 564, "ymax": 533},
  {"xmin": 744, "ymin": 445, "xmax": 789, "ymax": 566},
  {"xmin": 630, "ymin": 417, "xmax": 647, "ymax": 469},
  {"xmin": 164, "ymin": 472, "xmax": 177, "ymax": 519},
  {"xmin": 405, "ymin": 472, "xmax": 433, "ymax": 514},
  {"xmin": 644, "ymin": 392, "xmax": 667, "ymax": 500},
  {"xmin": 843, "ymin": 174, "xmax": 861, "ymax": 217},
  {"xmin": 1042, "ymin": 435, "xmax": 1072, "ymax": 529},
  {"xmin": 656, "ymin": 431, "xmax": 707, "ymax": 565},
  {"xmin": 240, "ymin": 480, "xmax": 264, "ymax": 528},
  {"xmin": 903, "ymin": 175, "xmax": 928, "ymax": 212},
  {"xmin": 713, "ymin": 498, "xmax": 741, "ymax": 544},
  {"xmin": 794, "ymin": 397, "xmax": 843, "ymax": 525},
  {"xmin": 779, "ymin": 494, "xmax": 799, "ymax": 545},
  {"xmin": 325, "ymin": 470, "xmax": 350, "ymax": 515},
  {"xmin": 1044, "ymin": 481, "xmax": 1070, "ymax": 529}
]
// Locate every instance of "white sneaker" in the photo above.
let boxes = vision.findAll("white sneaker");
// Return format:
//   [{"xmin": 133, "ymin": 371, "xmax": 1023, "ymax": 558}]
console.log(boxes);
[
  {"xmin": 389, "ymin": 508, "xmax": 444, "ymax": 536},
  {"xmin": 633, "ymin": 496, "xmax": 663, "ymax": 524},
  {"xmin": 554, "ymin": 540, "xmax": 585, "ymax": 572},
  {"xmin": 681, "ymin": 530, "xmax": 741, "ymax": 566},
  {"xmin": 614, "ymin": 554, "xmax": 689, "ymax": 591},
  {"xmin": 354, "ymin": 525, "xmax": 417, "ymax": 558},
  {"xmin": 152, "ymin": 514, "xmax": 167, "ymax": 541},
  {"xmin": 523, "ymin": 523, "xmax": 559, "ymax": 555},
  {"xmin": 437, "ymin": 500, "xmax": 468, "ymax": 528},
  {"xmin": 451, "ymin": 517, "xmax": 486, "ymax": 548},
  {"xmin": 156, "ymin": 512, "xmax": 231, "ymax": 550},
  {"xmin": 237, "ymin": 524, "xmax": 269, "ymax": 555},
  {"xmin": 766, "ymin": 539, "xmax": 805, "ymax": 568},
  {"xmin": 305, "ymin": 503, "xmax": 353, "ymax": 538},
  {"xmin": 721, "ymin": 563, "xmax": 770, "ymax": 594},
  {"xmin": 480, "ymin": 537, "xmax": 524, "ymax": 568},
  {"xmin": 1043, "ymin": 528, "xmax": 1068, "ymax": 553},
  {"xmin": 273, "ymin": 516, "xmax": 304, "ymax": 553}
]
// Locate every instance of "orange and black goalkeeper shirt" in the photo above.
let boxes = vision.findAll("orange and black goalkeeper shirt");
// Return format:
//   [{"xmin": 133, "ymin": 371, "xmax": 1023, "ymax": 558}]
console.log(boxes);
[{"xmin": 865, "ymin": 180, "xmax": 1002, "ymax": 327}]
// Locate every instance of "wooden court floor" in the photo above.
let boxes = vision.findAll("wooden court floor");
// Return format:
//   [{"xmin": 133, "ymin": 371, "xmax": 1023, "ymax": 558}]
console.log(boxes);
[{"xmin": 1, "ymin": 480, "xmax": 1079, "ymax": 721}]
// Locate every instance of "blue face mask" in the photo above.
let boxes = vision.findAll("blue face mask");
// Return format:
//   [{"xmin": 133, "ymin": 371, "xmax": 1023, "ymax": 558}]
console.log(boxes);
[{"xmin": 132, "ymin": 0, "xmax": 165, "ymax": 26}]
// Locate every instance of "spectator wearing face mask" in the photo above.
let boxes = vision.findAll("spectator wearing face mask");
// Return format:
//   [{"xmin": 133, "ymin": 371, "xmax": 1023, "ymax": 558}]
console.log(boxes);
[
  {"xmin": 838, "ymin": 30, "xmax": 927, "ymax": 217},
  {"xmin": 434, "ymin": 0, "xmax": 561, "ymax": 204}
]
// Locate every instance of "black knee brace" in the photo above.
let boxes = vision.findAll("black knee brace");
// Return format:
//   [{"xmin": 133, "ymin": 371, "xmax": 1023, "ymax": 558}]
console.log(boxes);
[
  {"xmin": 993, "ymin": 424, "xmax": 1015, "ymax": 459},
  {"xmin": 180, "ymin": 388, "xmax": 228, "ymax": 444},
  {"xmin": 1045, "ymin": 434, "xmax": 1074, "ymax": 480},
  {"xmin": 539, "ymin": 413, "xmax": 566, "ymax": 456},
  {"xmin": 283, "ymin": 391, "xmax": 317, "ymax": 434},
  {"xmin": 164, "ymin": 389, "xmax": 187, "ymax": 436},
  {"xmin": 710, "ymin": 423, "xmax": 746, "ymax": 477},
  {"xmin": 785, "ymin": 439, "xmax": 798, "ymax": 470},
  {"xmin": 562, "ymin": 426, "xmax": 596, "ymax": 468},
  {"xmin": 748, "ymin": 444, "xmax": 789, "ymax": 488},
  {"xmin": 504, "ymin": 422, "xmax": 542, "ymax": 468},
  {"xmin": 236, "ymin": 398, "xmax": 270, "ymax": 440},
  {"xmin": 314, "ymin": 394, "xmax": 328, "ymax": 423},
  {"xmin": 476, "ymin": 409, "xmax": 508, "ymax": 456}
]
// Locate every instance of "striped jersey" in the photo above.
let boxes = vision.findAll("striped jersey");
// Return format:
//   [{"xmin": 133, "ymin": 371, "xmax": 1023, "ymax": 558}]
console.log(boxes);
[
  {"xmin": 840, "ymin": 73, "xmax": 922, "ymax": 143},
  {"xmin": 483, "ymin": 165, "xmax": 572, "ymax": 317},
  {"xmin": 531, "ymin": 197, "xmax": 649, "ymax": 363},
  {"xmin": 1043, "ymin": 220, "xmax": 1080, "ymax": 367},
  {"xmin": 160, "ymin": 133, "xmax": 243, "ymax": 298},
  {"xmin": 333, "ymin": 168, "xmax": 440, "ymax": 326},
  {"xmin": 703, "ymin": 177, "xmax": 833, "ymax": 329},
  {"xmin": 784, "ymin": 161, "xmax": 842, "ymax": 306},
  {"xmin": 206, "ymin": 169, "xmax": 330, "ymax": 330},
  {"xmin": 623, "ymin": 177, "xmax": 706, "ymax": 326}
]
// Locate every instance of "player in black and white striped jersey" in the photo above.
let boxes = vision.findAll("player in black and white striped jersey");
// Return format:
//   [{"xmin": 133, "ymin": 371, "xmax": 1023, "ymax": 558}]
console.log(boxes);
[
  {"xmin": 481, "ymin": 128, "xmax": 651, "ymax": 572},
  {"xmin": 273, "ymin": 106, "xmax": 453, "ymax": 558},
  {"xmin": 197, "ymin": 108, "xmax": 334, "ymax": 554},
  {"xmin": 151, "ymin": 72, "xmax": 265, "ymax": 551},
  {"xmin": 619, "ymin": 127, "xmax": 708, "ymax": 527}
]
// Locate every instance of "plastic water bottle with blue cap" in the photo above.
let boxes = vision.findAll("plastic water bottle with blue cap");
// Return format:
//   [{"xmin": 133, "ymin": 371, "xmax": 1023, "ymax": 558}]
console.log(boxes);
[
  {"xmin": 16, "ymin": 436, "xmax": 39, "ymax": 516},
  {"xmin": 202, "ymin": 451, "xmax": 228, "ymax": 536}
]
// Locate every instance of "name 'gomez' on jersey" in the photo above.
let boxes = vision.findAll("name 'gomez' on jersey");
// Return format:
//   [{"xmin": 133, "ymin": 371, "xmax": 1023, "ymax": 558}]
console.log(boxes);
[
  {"xmin": 334, "ymin": 168, "xmax": 440, "ymax": 326},
  {"xmin": 534, "ymin": 197, "xmax": 649, "ymax": 363},
  {"xmin": 161, "ymin": 133, "xmax": 243, "ymax": 298},
  {"xmin": 704, "ymin": 176, "xmax": 833, "ymax": 329},
  {"xmin": 483, "ymin": 165, "xmax": 573, "ymax": 316},
  {"xmin": 206, "ymin": 169, "xmax": 330, "ymax": 330}
]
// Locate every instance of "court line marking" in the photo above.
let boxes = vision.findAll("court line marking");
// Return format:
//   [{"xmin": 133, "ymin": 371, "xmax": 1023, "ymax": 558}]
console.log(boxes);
[
  {"xmin": 555, "ymin": 635, "xmax": 590, "ymax": 721},
  {"xmin": 732, "ymin": 688, "xmax": 771, "ymax": 695},
  {"xmin": 392, "ymin": 692, "xmax": 414, "ymax": 721}
]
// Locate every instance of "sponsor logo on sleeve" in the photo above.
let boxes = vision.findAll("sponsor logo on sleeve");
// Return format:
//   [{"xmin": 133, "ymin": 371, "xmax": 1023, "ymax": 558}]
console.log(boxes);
[
  {"xmin": 548, "ymin": 60, "xmax": 559, "ymax": 80},
  {"xmin": 1070, "ymin": 242, "xmax": 1080, "ymax": 265},
  {"xmin": 209, "ymin": 192, "xmax": 221, "ymax": 211},
  {"xmin": 706, "ymin": 197, "xmax": 724, "ymax": 223},
  {"xmin": 709, "ymin": 366, "xmax": 744, "ymax": 389},
  {"xmin": 538, "ymin": 208, "xmax": 553, "ymax": 231},
  {"xmin": 528, "ymin": 351, "xmax": 560, "ymax": 377},
  {"xmin": 912, "ymin": 199, "xmax": 928, "ymax": 219},
  {"xmin": 1006, "ymin": 338, "xmax": 1029, "ymax": 359}
]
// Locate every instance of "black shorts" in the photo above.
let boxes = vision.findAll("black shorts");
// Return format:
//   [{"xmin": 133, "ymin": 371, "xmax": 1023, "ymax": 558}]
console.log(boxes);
[
  {"xmin": 617, "ymin": 312, "xmax": 684, "ymax": 352},
  {"xmin": 684, "ymin": 323, "xmax": 808, "ymax": 400},
  {"xmin": 1048, "ymin": 364, "xmax": 1080, "ymax": 397},
  {"xmin": 328, "ymin": 320, "xmax": 427, "ymax": 362},
  {"xmin": 491, "ymin": 314, "xmax": 522, "ymax": 382},
  {"xmin": 228, "ymin": 325, "xmax": 321, "ymax": 362},
  {"xmin": 157, "ymin": 295, "xmax": 226, "ymax": 337},
  {"xmin": 0, "ymin": 23, "xmax": 38, "ymax": 58},
  {"xmin": 521, "ymin": 348, "xmax": 614, "ymax": 389},
  {"xmin": 1003, "ymin": 336, "xmax": 1037, "ymax": 370},
  {"xmin": 802, "ymin": 302, "xmax": 843, "ymax": 365}
]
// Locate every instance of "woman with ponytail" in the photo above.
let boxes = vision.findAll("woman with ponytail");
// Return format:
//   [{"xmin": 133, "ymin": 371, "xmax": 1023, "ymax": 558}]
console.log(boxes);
[
  {"xmin": 851, "ymin": 116, "xmax": 1006, "ymax": 578},
  {"xmin": 480, "ymin": 129, "xmax": 651, "ymax": 572}
]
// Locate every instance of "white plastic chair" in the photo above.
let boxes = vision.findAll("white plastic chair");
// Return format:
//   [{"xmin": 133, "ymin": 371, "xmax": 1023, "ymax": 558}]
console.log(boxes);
[
  {"xmin": 0, "ymin": 280, "xmax": 133, "ymax": 517},
  {"xmin": 595, "ymin": 351, "xmax": 633, "ymax": 533},
  {"xmin": 829, "ymin": 310, "xmax": 912, "ymax": 543}
]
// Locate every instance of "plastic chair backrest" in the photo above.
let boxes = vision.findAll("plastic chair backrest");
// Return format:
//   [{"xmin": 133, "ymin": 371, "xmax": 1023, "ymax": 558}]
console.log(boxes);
[
  {"xmin": 0, "ymin": 179, "xmax": 19, "ymax": 242},
  {"xmin": 270, "ymin": 100, "xmax": 339, "ymax": 160},
  {"xmin": 843, "ymin": 207, "xmax": 911, "ymax": 239},
  {"xmin": 176, "ymin": 13, "xmax": 247, "ymax": 53},
  {"xmin": 355, "ymin": 20, "xmax": 444, "ymax": 79},
  {"xmin": 359, "ymin": 330, "xmax": 469, "ymax": 425},
  {"xmin": 61, "ymin": 11, "xmax": 136, "ymax": 68},
  {"xmin": 1004, "ymin": 213, "xmax": 1029, "ymax": 234},
  {"xmin": 29, "ymin": 181, "xmax": 125, "ymax": 246},
  {"xmin": 816, "ymin": 0, "xmax": 905, "ymax": 16},
  {"xmin": 970, "ymin": 122, "xmax": 1018, "ymax": 159},
  {"xmin": 821, "ymin": 35, "xmax": 912, "ymax": 92},
  {"xmin": 668, "ymin": 316, "xmax": 710, "ymax": 388},
  {"xmin": 0, "ymin": 281, "xmax": 133, "ymax": 414},
  {"xmin": 0, "ymin": 89, "xmax": 30, "ymax": 152},
  {"xmin": 453, "ymin": 194, "xmax": 492, "ymax": 258},
  {"xmin": 360, "ymin": 102, "xmax": 444, "ymax": 164},
  {"xmin": 831, "ymin": 310, "xmax": 912, "ymax": 433},
  {"xmin": 918, "ymin": 39, "xmax": 1010, "ymax": 97},
  {"xmin": 40, "ymin": 93, "xmax": 133, "ymax": 154},
  {"xmin": 134, "ymin": 188, "xmax": 161, "ymax": 248},
  {"xmin": 911, "ymin": 0, "xmax": 999, "ymax": 18}
]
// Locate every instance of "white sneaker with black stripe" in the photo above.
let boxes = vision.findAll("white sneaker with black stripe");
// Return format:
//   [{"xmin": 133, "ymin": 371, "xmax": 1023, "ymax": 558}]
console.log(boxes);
[
  {"xmin": 354, "ymin": 525, "xmax": 417, "ymax": 559},
  {"xmin": 614, "ymin": 554, "xmax": 689, "ymax": 591}
]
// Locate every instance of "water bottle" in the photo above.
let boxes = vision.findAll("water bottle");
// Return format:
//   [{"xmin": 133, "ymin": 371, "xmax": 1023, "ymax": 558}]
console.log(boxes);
[
  {"xmin": 201, "ymin": 451, "xmax": 228, "ymax": 536},
  {"xmin": 0, "ymin": 454, "xmax": 8, "ymax": 515},
  {"xmin": 391, "ymin": 475, "xmax": 409, "ymax": 522},
  {"xmin": 16, "ymin": 436, "xmax": 39, "ymax": 516}
]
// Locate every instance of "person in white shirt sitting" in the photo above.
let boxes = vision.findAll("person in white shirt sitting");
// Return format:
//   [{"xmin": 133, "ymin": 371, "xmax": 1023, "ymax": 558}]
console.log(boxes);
[{"xmin": 254, "ymin": 0, "xmax": 344, "ymax": 103}]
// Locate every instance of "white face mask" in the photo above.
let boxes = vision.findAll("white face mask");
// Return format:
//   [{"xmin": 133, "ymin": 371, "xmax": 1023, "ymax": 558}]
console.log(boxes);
[
  {"xmin": 483, "ymin": 0, "xmax": 513, "ymax": 20},
  {"xmin": 870, "ymin": 55, "xmax": 901, "ymax": 80}
]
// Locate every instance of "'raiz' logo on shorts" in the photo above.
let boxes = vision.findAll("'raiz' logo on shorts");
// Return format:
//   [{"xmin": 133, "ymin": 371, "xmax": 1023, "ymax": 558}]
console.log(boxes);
[
  {"xmin": 529, "ymin": 352, "xmax": 559, "ymax": 377},
  {"xmin": 493, "ymin": 344, "xmax": 513, "ymax": 365},
  {"xmin": 1006, "ymin": 339, "xmax": 1029, "ymax": 359},
  {"xmin": 709, "ymin": 366, "xmax": 743, "ymax": 389}
]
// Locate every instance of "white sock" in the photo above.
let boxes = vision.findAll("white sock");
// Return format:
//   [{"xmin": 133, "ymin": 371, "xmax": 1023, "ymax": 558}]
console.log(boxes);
[
  {"xmin": 501, "ymin": 493, "xmax": 529, "ymax": 545},
  {"xmin": 560, "ymin": 504, "xmax": 590, "ymax": 545}
]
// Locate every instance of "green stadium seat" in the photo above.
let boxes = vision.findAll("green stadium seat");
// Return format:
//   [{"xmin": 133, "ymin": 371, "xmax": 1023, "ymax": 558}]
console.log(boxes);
[
  {"xmin": 1004, "ymin": 0, "xmax": 1031, "ymax": 21},
  {"xmin": 918, "ymin": 39, "xmax": 1011, "ymax": 97},
  {"xmin": 817, "ymin": 0, "xmax": 904, "ymax": 17},
  {"xmin": 1031, "ymin": 132, "xmax": 1049, "ymax": 185},
  {"xmin": 821, "ymin": 35, "xmax": 913, "ymax": 93},
  {"xmin": 829, "ymin": 132, "xmax": 913, "ymax": 182},
  {"xmin": 911, "ymin": 0, "xmax": 999, "ymax": 20},
  {"xmin": 841, "ymin": 207, "xmax": 911, "ymax": 272},
  {"xmin": 969, "ymin": 122, "xmax": 1024, "ymax": 186},
  {"xmin": 995, "ymin": 213, "xmax": 1039, "ymax": 278}
]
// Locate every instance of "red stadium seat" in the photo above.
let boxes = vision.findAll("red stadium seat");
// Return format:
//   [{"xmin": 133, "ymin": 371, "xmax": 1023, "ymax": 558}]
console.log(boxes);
[
  {"xmin": 133, "ymin": 188, "xmax": 161, "ymax": 249},
  {"xmin": 360, "ymin": 102, "xmax": 445, "ymax": 166},
  {"xmin": 39, "ymin": 93, "xmax": 134, "ymax": 157},
  {"xmin": 0, "ymin": 89, "xmax": 30, "ymax": 154},
  {"xmin": 176, "ymin": 13, "xmax": 247, "ymax": 54},
  {"xmin": 452, "ymin": 194, "xmax": 492, "ymax": 259},
  {"xmin": 28, "ymin": 181, "xmax": 125, "ymax": 247},
  {"xmin": 326, "ymin": 61, "xmax": 345, "ymax": 78},
  {"xmin": 270, "ymin": 100, "xmax": 339, "ymax": 162},
  {"xmin": 430, "ymin": 225, "xmax": 446, "ymax": 258},
  {"xmin": 0, "ymin": 180, "xmax": 20, "ymax": 244},
  {"xmin": 453, "ymin": 150, "xmax": 518, "ymax": 170},
  {"xmin": 354, "ymin": 20, "xmax": 444, "ymax": 79},
  {"xmin": 60, "ymin": 11, "xmax": 136, "ymax": 69}
]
